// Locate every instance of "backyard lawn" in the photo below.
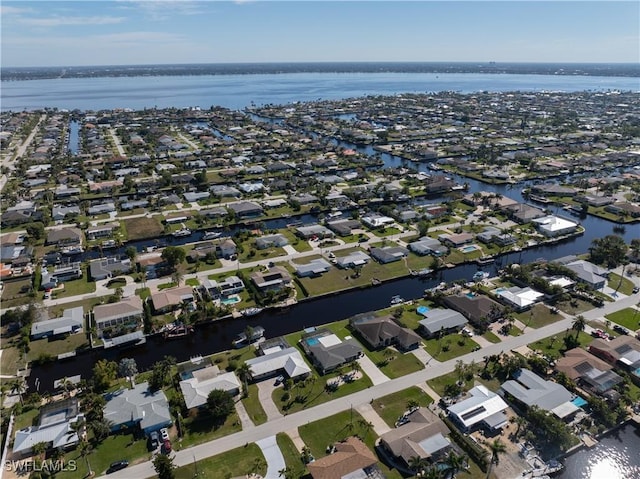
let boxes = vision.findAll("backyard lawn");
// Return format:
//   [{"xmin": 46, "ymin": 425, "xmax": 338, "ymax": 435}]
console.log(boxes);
[
  {"xmin": 372, "ymin": 386, "xmax": 434, "ymax": 427},
  {"xmin": 276, "ymin": 432, "xmax": 304, "ymax": 471},
  {"xmin": 605, "ymin": 307, "xmax": 640, "ymax": 331},
  {"xmin": 27, "ymin": 332, "xmax": 90, "ymax": 362}
]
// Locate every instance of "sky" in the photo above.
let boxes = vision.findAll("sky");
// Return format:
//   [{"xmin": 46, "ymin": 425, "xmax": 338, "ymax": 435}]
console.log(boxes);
[{"xmin": 1, "ymin": 1, "xmax": 638, "ymax": 67}]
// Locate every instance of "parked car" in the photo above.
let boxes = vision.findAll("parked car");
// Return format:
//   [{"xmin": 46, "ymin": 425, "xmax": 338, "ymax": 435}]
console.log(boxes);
[
  {"xmin": 613, "ymin": 324, "xmax": 629, "ymax": 335},
  {"xmin": 106, "ymin": 460, "xmax": 129, "ymax": 474},
  {"xmin": 162, "ymin": 439, "xmax": 172, "ymax": 454},
  {"xmin": 149, "ymin": 431, "xmax": 160, "ymax": 450},
  {"xmin": 160, "ymin": 428, "xmax": 169, "ymax": 441},
  {"xmin": 633, "ymin": 286, "xmax": 639, "ymax": 294},
  {"xmin": 274, "ymin": 375, "xmax": 284, "ymax": 386}
]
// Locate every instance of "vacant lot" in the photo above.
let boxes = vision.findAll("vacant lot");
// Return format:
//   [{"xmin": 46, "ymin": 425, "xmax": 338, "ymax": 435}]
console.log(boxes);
[
  {"xmin": 606, "ymin": 308, "xmax": 640, "ymax": 331},
  {"xmin": 372, "ymin": 386, "xmax": 433, "ymax": 427},
  {"xmin": 123, "ymin": 216, "xmax": 164, "ymax": 240}
]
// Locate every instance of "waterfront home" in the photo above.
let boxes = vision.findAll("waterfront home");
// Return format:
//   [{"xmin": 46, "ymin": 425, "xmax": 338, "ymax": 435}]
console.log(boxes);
[
  {"xmin": 443, "ymin": 294, "xmax": 504, "ymax": 328},
  {"xmin": 200, "ymin": 276, "xmax": 245, "ymax": 300},
  {"xmin": 417, "ymin": 308, "xmax": 467, "ymax": 338},
  {"xmin": 210, "ymin": 185, "xmax": 242, "ymax": 198},
  {"xmin": 12, "ymin": 398, "xmax": 83, "ymax": 457},
  {"xmin": 137, "ymin": 253, "xmax": 168, "ymax": 279},
  {"xmin": 255, "ymin": 233, "xmax": 289, "ymax": 249},
  {"xmin": 408, "ymin": 237, "xmax": 448, "ymax": 256},
  {"xmin": 86, "ymin": 222, "xmax": 120, "ymax": 241},
  {"xmin": 477, "ymin": 226, "xmax": 516, "ymax": 246},
  {"xmin": 379, "ymin": 407, "xmax": 452, "ymax": 470},
  {"xmin": 179, "ymin": 365, "xmax": 241, "ymax": 411},
  {"xmin": 438, "ymin": 232, "xmax": 474, "ymax": 248},
  {"xmin": 300, "ymin": 328, "xmax": 363, "ymax": 375},
  {"xmin": 605, "ymin": 201, "xmax": 640, "ymax": 218},
  {"xmin": 307, "ymin": 437, "xmax": 379, "ymax": 479},
  {"xmin": 183, "ymin": 191, "xmax": 210, "ymax": 203},
  {"xmin": 361, "ymin": 213, "xmax": 395, "ymax": 229},
  {"xmin": 103, "ymin": 382, "xmax": 172, "ymax": 436},
  {"xmin": 349, "ymin": 314, "xmax": 421, "ymax": 351},
  {"xmin": 87, "ymin": 202, "xmax": 116, "ymax": 215},
  {"xmin": 532, "ymin": 215, "xmax": 579, "ymax": 237},
  {"xmin": 227, "ymin": 201, "xmax": 263, "ymax": 218},
  {"xmin": 504, "ymin": 203, "xmax": 546, "ymax": 224},
  {"xmin": 588, "ymin": 336, "xmax": 640, "ymax": 378},
  {"xmin": 245, "ymin": 345, "xmax": 311, "ymax": 382},
  {"xmin": 45, "ymin": 262, "xmax": 82, "ymax": 284},
  {"xmin": 531, "ymin": 184, "xmax": 578, "ymax": 197},
  {"xmin": 150, "ymin": 286, "xmax": 195, "ymax": 314},
  {"xmin": 335, "ymin": 251, "xmax": 371, "ymax": 269},
  {"xmin": 296, "ymin": 224, "xmax": 334, "ymax": 240},
  {"xmin": 424, "ymin": 175, "xmax": 454, "ymax": 194},
  {"xmin": 250, "ymin": 266, "xmax": 292, "ymax": 292},
  {"xmin": 45, "ymin": 227, "xmax": 83, "ymax": 246},
  {"xmin": 326, "ymin": 219, "xmax": 362, "ymax": 236},
  {"xmin": 215, "ymin": 238, "xmax": 237, "ymax": 259},
  {"xmin": 370, "ymin": 246, "xmax": 409, "ymax": 264},
  {"xmin": 30, "ymin": 306, "xmax": 84, "ymax": 340},
  {"xmin": 89, "ymin": 257, "xmax": 132, "ymax": 280},
  {"xmin": 292, "ymin": 258, "xmax": 332, "ymax": 278},
  {"xmin": 446, "ymin": 385, "xmax": 509, "ymax": 433},
  {"xmin": 2, "ymin": 207, "xmax": 42, "ymax": 228},
  {"xmin": 188, "ymin": 242, "xmax": 218, "ymax": 262},
  {"xmin": 93, "ymin": 296, "xmax": 144, "ymax": 338},
  {"xmin": 52, "ymin": 205, "xmax": 80, "ymax": 222},
  {"xmin": 574, "ymin": 194, "xmax": 615, "ymax": 208},
  {"xmin": 564, "ymin": 260, "xmax": 608, "ymax": 289},
  {"xmin": 493, "ymin": 286, "xmax": 544, "ymax": 312},
  {"xmin": 555, "ymin": 348, "xmax": 623, "ymax": 396},
  {"xmin": 499, "ymin": 369, "xmax": 579, "ymax": 420}
]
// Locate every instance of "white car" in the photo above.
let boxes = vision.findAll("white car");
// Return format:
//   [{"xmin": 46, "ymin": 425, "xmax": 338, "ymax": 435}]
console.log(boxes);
[
  {"xmin": 160, "ymin": 428, "xmax": 169, "ymax": 441},
  {"xmin": 461, "ymin": 328, "xmax": 474, "ymax": 337}
]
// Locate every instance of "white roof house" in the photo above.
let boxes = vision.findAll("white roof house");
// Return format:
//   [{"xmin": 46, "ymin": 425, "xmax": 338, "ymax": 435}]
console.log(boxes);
[
  {"xmin": 179, "ymin": 366, "xmax": 241, "ymax": 409},
  {"xmin": 246, "ymin": 347, "xmax": 311, "ymax": 380},
  {"xmin": 532, "ymin": 215, "xmax": 578, "ymax": 237},
  {"xmin": 362, "ymin": 214, "xmax": 395, "ymax": 228},
  {"xmin": 493, "ymin": 286, "xmax": 544, "ymax": 311},
  {"xmin": 447, "ymin": 385, "xmax": 509, "ymax": 431}
]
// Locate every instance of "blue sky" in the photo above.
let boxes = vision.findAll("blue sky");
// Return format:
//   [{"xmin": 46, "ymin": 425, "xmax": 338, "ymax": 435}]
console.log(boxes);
[{"xmin": 1, "ymin": 1, "xmax": 638, "ymax": 67}]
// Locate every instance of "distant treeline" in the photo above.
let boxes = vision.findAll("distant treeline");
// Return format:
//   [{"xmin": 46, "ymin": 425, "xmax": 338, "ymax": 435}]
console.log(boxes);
[{"xmin": 2, "ymin": 62, "xmax": 639, "ymax": 81}]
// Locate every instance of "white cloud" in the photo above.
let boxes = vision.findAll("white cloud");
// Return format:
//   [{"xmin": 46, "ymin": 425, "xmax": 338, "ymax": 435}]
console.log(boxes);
[
  {"xmin": 17, "ymin": 15, "xmax": 126, "ymax": 27},
  {"xmin": 117, "ymin": 0, "xmax": 205, "ymax": 20}
]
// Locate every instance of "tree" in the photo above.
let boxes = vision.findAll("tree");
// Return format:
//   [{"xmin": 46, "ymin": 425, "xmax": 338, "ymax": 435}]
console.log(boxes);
[
  {"xmin": 237, "ymin": 363, "xmax": 251, "ymax": 397},
  {"xmin": 171, "ymin": 269, "xmax": 183, "ymax": 286},
  {"xmin": 89, "ymin": 418, "xmax": 112, "ymax": 444},
  {"xmin": 149, "ymin": 356, "xmax": 176, "ymax": 391},
  {"xmin": 9, "ymin": 378, "xmax": 26, "ymax": 406},
  {"xmin": 153, "ymin": 453, "xmax": 176, "ymax": 479},
  {"xmin": 32, "ymin": 441, "xmax": 48, "ymax": 458},
  {"xmin": 572, "ymin": 315, "xmax": 586, "ymax": 340},
  {"xmin": 118, "ymin": 358, "xmax": 138, "ymax": 379},
  {"xmin": 78, "ymin": 436, "xmax": 93, "ymax": 477},
  {"xmin": 443, "ymin": 450, "xmax": 469, "ymax": 478},
  {"xmin": 485, "ymin": 439, "xmax": 506, "ymax": 479},
  {"xmin": 206, "ymin": 389, "xmax": 235, "ymax": 422},
  {"xmin": 125, "ymin": 246, "xmax": 137, "ymax": 262},
  {"xmin": 161, "ymin": 246, "xmax": 186, "ymax": 269},
  {"xmin": 589, "ymin": 235, "xmax": 628, "ymax": 268},
  {"xmin": 92, "ymin": 359, "xmax": 117, "ymax": 392}
]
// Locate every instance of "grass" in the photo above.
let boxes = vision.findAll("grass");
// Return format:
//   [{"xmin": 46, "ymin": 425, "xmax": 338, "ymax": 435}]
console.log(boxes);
[
  {"xmin": 364, "ymin": 348, "xmax": 424, "ymax": 379},
  {"xmin": 27, "ymin": 332, "xmax": 89, "ymax": 362},
  {"xmin": 276, "ymin": 432, "xmax": 303, "ymax": 471},
  {"xmin": 0, "ymin": 345, "xmax": 23, "ymax": 376},
  {"xmin": 515, "ymin": 304, "xmax": 563, "ymax": 329},
  {"xmin": 371, "ymin": 386, "xmax": 434, "ymax": 427},
  {"xmin": 427, "ymin": 374, "xmax": 474, "ymax": 398},
  {"xmin": 605, "ymin": 308, "xmax": 640, "ymax": 331},
  {"xmin": 123, "ymin": 216, "xmax": 164, "ymax": 241},
  {"xmin": 0, "ymin": 278, "xmax": 34, "ymax": 308},
  {"xmin": 53, "ymin": 267, "xmax": 96, "ymax": 299},
  {"xmin": 174, "ymin": 443, "xmax": 266, "ymax": 479},
  {"xmin": 607, "ymin": 273, "xmax": 636, "ymax": 296},
  {"xmin": 185, "ymin": 277, "xmax": 200, "ymax": 286},
  {"xmin": 280, "ymin": 229, "xmax": 313, "ymax": 252},
  {"xmin": 179, "ymin": 409, "xmax": 243, "ymax": 448},
  {"xmin": 423, "ymin": 333, "xmax": 480, "ymax": 361},
  {"xmin": 555, "ymin": 297, "xmax": 596, "ymax": 315},
  {"xmin": 241, "ymin": 384, "xmax": 268, "ymax": 426},
  {"xmin": 482, "ymin": 331, "xmax": 502, "ymax": 343},
  {"xmin": 14, "ymin": 408, "xmax": 39, "ymax": 431},
  {"xmin": 528, "ymin": 331, "xmax": 594, "ymax": 360},
  {"xmin": 135, "ymin": 287, "xmax": 151, "ymax": 300}
]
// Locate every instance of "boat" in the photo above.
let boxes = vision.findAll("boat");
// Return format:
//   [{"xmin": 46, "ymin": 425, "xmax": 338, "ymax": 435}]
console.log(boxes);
[
  {"xmin": 475, "ymin": 257, "xmax": 495, "ymax": 266},
  {"xmin": 61, "ymin": 245, "xmax": 84, "ymax": 255},
  {"xmin": 241, "ymin": 307, "xmax": 264, "ymax": 317},
  {"xmin": 163, "ymin": 323, "xmax": 194, "ymax": 339},
  {"xmin": 371, "ymin": 277, "xmax": 381, "ymax": 286},
  {"xmin": 410, "ymin": 268, "xmax": 433, "ymax": 277},
  {"xmin": 202, "ymin": 231, "xmax": 222, "ymax": 240},
  {"xmin": 390, "ymin": 295, "xmax": 405, "ymax": 305},
  {"xmin": 472, "ymin": 271, "xmax": 490, "ymax": 281},
  {"xmin": 327, "ymin": 211, "xmax": 342, "ymax": 219},
  {"xmin": 172, "ymin": 228, "xmax": 192, "ymax": 237},
  {"xmin": 101, "ymin": 240, "xmax": 117, "ymax": 249},
  {"xmin": 232, "ymin": 325, "xmax": 265, "ymax": 348}
]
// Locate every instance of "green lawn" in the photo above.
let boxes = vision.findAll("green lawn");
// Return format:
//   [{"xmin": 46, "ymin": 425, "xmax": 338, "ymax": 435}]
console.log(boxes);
[
  {"xmin": 372, "ymin": 386, "xmax": 434, "ymax": 427},
  {"xmin": 241, "ymin": 384, "xmax": 268, "ymax": 426},
  {"xmin": 276, "ymin": 432, "xmax": 304, "ymax": 471},
  {"xmin": 555, "ymin": 297, "xmax": 596, "ymax": 315},
  {"xmin": 52, "ymin": 267, "xmax": 96, "ymax": 299},
  {"xmin": 528, "ymin": 331, "xmax": 594, "ymax": 360},
  {"xmin": 174, "ymin": 443, "xmax": 266, "ymax": 479},
  {"xmin": 0, "ymin": 345, "xmax": 23, "ymax": 376},
  {"xmin": 280, "ymin": 229, "xmax": 313, "ymax": 252},
  {"xmin": 27, "ymin": 332, "xmax": 90, "ymax": 362},
  {"xmin": 515, "ymin": 304, "xmax": 563, "ymax": 329},
  {"xmin": 179, "ymin": 410, "xmax": 242, "ymax": 448},
  {"xmin": 427, "ymin": 375, "xmax": 474, "ymax": 398},
  {"xmin": 607, "ymin": 273, "xmax": 636, "ymax": 295},
  {"xmin": 185, "ymin": 277, "xmax": 200, "ymax": 286},
  {"xmin": 605, "ymin": 308, "xmax": 640, "ymax": 331},
  {"xmin": 423, "ymin": 333, "xmax": 480, "ymax": 361},
  {"xmin": 122, "ymin": 216, "xmax": 164, "ymax": 241},
  {"xmin": 0, "ymin": 277, "xmax": 34, "ymax": 308},
  {"xmin": 364, "ymin": 348, "xmax": 424, "ymax": 379},
  {"xmin": 482, "ymin": 331, "xmax": 502, "ymax": 343}
]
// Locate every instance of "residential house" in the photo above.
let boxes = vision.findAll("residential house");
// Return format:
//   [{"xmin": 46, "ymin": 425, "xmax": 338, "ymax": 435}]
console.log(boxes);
[
  {"xmin": 555, "ymin": 348, "xmax": 622, "ymax": 395},
  {"xmin": 532, "ymin": 215, "xmax": 579, "ymax": 237},
  {"xmin": 350, "ymin": 314, "xmax": 421, "ymax": 351},
  {"xmin": 499, "ymin": 369, "xmax": 579, "ymax": 420},
  {"xmin": 200, "ymin": 276, "xmax": 245, "ymax": 300},
  {"xmin": 150, "ymin": 286, "xmax": 195, "ymax": 314},
  {"xmin": 296, "ymin": 224, "xmax": 334, "ymax": 240},
  {"xmin": 418, "ymin": 308, "xmax": 467, "ymax": 338},
  {"xmin": 255, "ymin": 234, "xmax": 289, "ymax": 250},
  {"xmin": 52, "ymin": 205, "xmax": 80, "ymax": 222},
  {"xmin": 89, "ymin": 257, "xmax": 132, "ymax": 280},
  {"xmin": 361, "ymin": 213, "xmax": 395, "ymax": 229},
  {"xmin": 424, "ymin": 175, "xmax": 454, "ymax": 194},
  {"xmin": 447, "ymin": 385, "xmax": 510, "ymax": 433},
  {"xmin": 326, "ymin": 219, "xmax": 362, "ymax": 237},
  {"xmin": 300, "ymin": 328, "xmax": 363, "ymax": 375},
  {"xmin": 210, "ymin": 185, "xmax": 241, "ymax": 198},
  {"xmin": 93, "ymin": 296, "xmax": 144, "ymax": 338},
  {"xmin": 12, "ymin": 398, "xmax": 84, "ymax": 457},
  {"xmin": 183, "ymin": 191, "xmax": 210, "ymax": 203},
  {"xmin": 137, "ymin": 253, "xmax": 168, "ymax": 280},
  {"xmin": 86, "ymin": 222, "xmax": 120, "ymax": 240},
  {"xmin": 293, "ymin": 258, "xmax": 332, "ymax": 278},
  {"xmin": 409, "ymin": 237, "xmax": 448, "ymax": 257},
  {"xmin": 588, "ymin": 336, "xmax": 640, "ymax": 376},
  {"xmin": 250, "ymin": 266, "xmax": 291, "ymax": 292},
  {"xmin": 46, "ymin": 227, "xmax": 83, "ymax": 246},
  {"xmin": 370, "ymin": 246, "xmax": 409, "ymax": 264},
  {"xmin": 493, "ymin": 286, "xmax": 544, "ymax": 312},
  {"xmin": 443, "ymin": 294, "xmax": 504, "ymax": 328},
  {"xmin": 379, "ymin": 408, "xmax": 453, "ymax": 470},
  {"xmin": 103, "ymin": 382, "xmax": 172, "ymax": 436},
  {"xmin": 564, "ymin": 260, "xmax": 608, "ymax": 289},
  {"xmin": 504, "ymin": 203, "xmax": 546, "ymax": 224},
  {"xmin": 227, "ymin": 201, "xmax": 264, "ymax": 218},
  {"xmin": 30, "ymin": 306, "xmax": 84, "ymax": 340},
  {"xmin": 336, "ymin": 251, "xmax": 371, "ymax": 269},
  {"xmin": 307, "ymin": 437, "xmax": 379, "ymax": 479},
  {"xmin": 246, "ymin": 339, "xmax": 311, "ymax": 382},
  {"xmin": 438, "ymin": 232, "xmax": 474, "ymax": 248},
  {"xmin": 87, "ymin": 202, "xmax": 116, "ymax": 215},
  {"xmin": 179, "ymin": 365, "xmax": 241, "ymax": 411}
]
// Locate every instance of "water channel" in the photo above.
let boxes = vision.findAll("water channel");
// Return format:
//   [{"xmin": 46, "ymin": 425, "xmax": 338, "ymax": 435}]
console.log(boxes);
[{"xmin": 27, "ymin": 118, "xmax": 640, "ymax": 393}]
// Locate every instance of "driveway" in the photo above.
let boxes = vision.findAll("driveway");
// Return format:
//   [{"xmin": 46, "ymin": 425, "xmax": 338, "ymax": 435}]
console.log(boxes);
[
  {"xmin": 256, "ymin": 436, "xmax": 286, "ymax": 479},
  {"xmin": 256, "ymin": 380, "xmax": 284, "ymax": 421},
  {"xmin": 354, "ymin": 403, "xmax": 391, "ymax": 435},
  {"xmin": 357, "ymin": 355, "xmax": 389, "ymax": 385}
]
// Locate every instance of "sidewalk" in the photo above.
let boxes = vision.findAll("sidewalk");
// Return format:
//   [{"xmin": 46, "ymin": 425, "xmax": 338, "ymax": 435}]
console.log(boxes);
[{"xmin": 255, "ymin": 436, "xmax": 285, "ymax": 479}]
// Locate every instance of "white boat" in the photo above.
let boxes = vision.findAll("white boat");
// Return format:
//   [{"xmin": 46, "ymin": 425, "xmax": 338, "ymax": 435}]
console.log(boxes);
[
  {"xmin": 241, "ymin": 307, "xmax": 264, "ymax": 317},
  {"xmin": 232, "ymin": 325, "xmax": 265, "ymax": 348},
  {"xmin": 202, "ymin": 231, "xmax": 222, "ymax": 240},
  {"xmin": 327, "ymin": 211, "xmax": 342, "ymax": 219},
  {"xmin": 472, "ymin": 271, "xmax": 490, "ymax": 281},
  {"xmin": 172, "ymin": 228, "xmax": 192, "ymax": 237},
  {"xmin": 410, "ymin": 268, "xmax": 433, "ymax": 277},
  {"xmin": 61, "ymin": 245, "xmax": 84, "ymax": 255},
  {"xmin": 390, "ymin": 295, "xmax": 405, "ymax": 305},
  {"xmin": 101, "ymin": 240, "xmax": 117, "ymax": 249}
]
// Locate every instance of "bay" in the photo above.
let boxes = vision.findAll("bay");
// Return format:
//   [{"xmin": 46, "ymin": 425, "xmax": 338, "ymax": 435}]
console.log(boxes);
[{"xmin": 2, "ymin": 72, "xmax": 639, "ymax": 111}]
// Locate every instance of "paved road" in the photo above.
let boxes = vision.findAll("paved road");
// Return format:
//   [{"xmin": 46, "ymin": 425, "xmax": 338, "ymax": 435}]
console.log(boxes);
[
  {"xmin": 0, "ymin": 114, "xmax": 46, "ymax": 192},
  {"xmin": 105, "ymin": 292, "xmax": 640, "ymax": 479}
]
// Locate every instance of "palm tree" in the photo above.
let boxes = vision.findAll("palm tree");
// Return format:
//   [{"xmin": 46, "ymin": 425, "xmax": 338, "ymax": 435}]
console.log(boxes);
[
  {"xmin": 572, "ymin": 315, "xmax": 586, "ymax": 340},
  {"xmin": 78, "ymin": 440, "xmax": 93, "ymax": 477},
  {"xmin": 358, "ymin": 418, "xmax": 374, "ymax": 442},
  {"xmin": 237, "ymin": 363, "xmax": 251, "ymax": 398},
  {"xmin": 485, "ymin": 439, "xmax": 507, "ymax": 479},
  {"xmin": 443, "ymin": 450, "xmax": 469, "ymax": 478},
  {"xmin": 32, "ymin": 441, "xmax": 48, "ymax": 459},
  {"xmin": 10, "ymin": 378, "xmax": 26, "ymax": 406}
]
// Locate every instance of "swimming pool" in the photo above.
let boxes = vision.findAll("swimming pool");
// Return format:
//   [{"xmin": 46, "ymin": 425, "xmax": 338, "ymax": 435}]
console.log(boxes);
[
  {"xmin": 460, "ymin": 244, "xmax": 479, "ymax": 253},
  {"xmin": 571, "ymin": 396, "xmax": 588, "ymax": 408},
  {"xmin": 417, "ymin": 306, "xmax": 430, "ymax": 315},
  {"xmin": 305, "ymin": 337, "xmax": 320, "ymax": 346},
  {"xmin": 221, "ymin": 295, "xmax": 241, "ymax": 305},
  {"xmin": 495, "ymin": 287, "xmax": 506, "ymax": 294}
]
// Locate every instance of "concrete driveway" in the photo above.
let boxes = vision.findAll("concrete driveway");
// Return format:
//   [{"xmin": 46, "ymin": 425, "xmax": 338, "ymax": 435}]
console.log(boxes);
[
  {"xmin": 256, "ymin": 380, "xmax": 284, "ymax": 421},
  {"xmin": 357, "ymin": 355, "xmax": 389, "ymax": 385},
  {"xmin": 256, "ymin": 435, "xmax": 285, "ymax": 479}
]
